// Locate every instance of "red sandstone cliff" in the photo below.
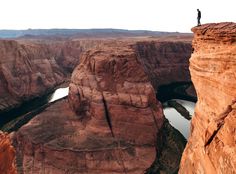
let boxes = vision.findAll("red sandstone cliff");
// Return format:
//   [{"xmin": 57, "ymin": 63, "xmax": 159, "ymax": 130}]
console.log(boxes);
[
  {"xmin": 13, "ymin": 41, "xmax": 163, "ymax": 173},
  {"xmin": 0, "ymin": 38, "xmax": 192, "ymax": 113},
  {"xmin": 0, "ymin": 40, "xmax": 66, "ymax": 112},
  {"xmin": 135, "ymin": 41, "xmax": 192, "ymax": 89},
  {"xmin": 0, "ymin": 39, "xmax": 107, "ymax": 113},
  {"xmin": 49, "ymin": 39, "xmax": 102, "ymax": 73},
  {"xmin": 0, "ymin": 131, "xmax": 17, "ymax": 174},
  {"xmin": 179, "ymin": 22, "xmax": 236, "ymax": 173},
  {"xmin": 12, "ymin": 39, "xmax": 192, "ymax": 173}
]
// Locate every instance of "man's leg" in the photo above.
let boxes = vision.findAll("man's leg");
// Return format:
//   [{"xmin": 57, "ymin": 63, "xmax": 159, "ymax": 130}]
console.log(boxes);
[{"xmin": 197, "ymin": 18, "xmax": 201, "ymax": 26}]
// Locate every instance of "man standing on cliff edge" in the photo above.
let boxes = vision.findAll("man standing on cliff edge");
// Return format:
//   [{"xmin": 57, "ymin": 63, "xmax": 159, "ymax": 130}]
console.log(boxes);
[{"xmin": 197, "ymin": 9, "xmax": 201, "ymax": 26}]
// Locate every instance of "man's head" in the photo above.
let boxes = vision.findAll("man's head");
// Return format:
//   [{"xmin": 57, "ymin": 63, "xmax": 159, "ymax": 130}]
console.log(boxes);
[{"xmin": 197, "ymin": 9, "xmax": 199, "ymax": 11}]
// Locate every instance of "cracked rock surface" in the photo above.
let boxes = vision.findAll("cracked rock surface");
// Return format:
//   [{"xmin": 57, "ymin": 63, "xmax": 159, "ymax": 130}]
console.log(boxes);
[
  {"xmin": 0, "ymin": 40, "xmax": 66, "ymax": 113},
  {"xmin": 14, "ymin": 41, "xmax": 164, "ymax": 174},
  {"xmin": 12, "ymin": 38, "xmax": 192, "ymax": 174},
  {"xmin": 179, "ymin": 22, "xmax": 236, "ymax": 173},
  {"xmin": 0, "ymin": 131, "xmax": 17, "ymax": 174}
]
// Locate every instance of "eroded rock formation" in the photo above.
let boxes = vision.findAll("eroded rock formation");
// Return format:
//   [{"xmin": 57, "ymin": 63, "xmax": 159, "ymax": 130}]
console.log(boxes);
[
  {"xmin": 0, "ymin": 40, "xmax": 66, "ymax": 112},
  {"xmin": 0, "ymin": 131, "xmax": 17, "ymax": 174},
  {"xmin": 135, "ymin": 41, "xmax": 192, "ymax": 90},
  {"xmin": 0, "ymin": 37, "xmax": 192, "ymax": 114},
  {"xmin": 10, "ymin": 38, "xmax": 192, "ymax": 173},
  {"xmin": 50, "ymin": 40, "xmax": 102, "ymax": 73},
  {"xmin": 180, "ymin": 22, "xmax": 236, "ymax": 173},
  {"xmin": 13, "ymin": 41, "xmax": 163, "ymax": 173}
]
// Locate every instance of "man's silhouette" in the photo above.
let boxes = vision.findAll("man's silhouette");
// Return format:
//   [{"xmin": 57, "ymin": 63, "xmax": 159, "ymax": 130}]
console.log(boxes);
[{"xmin": 197, "ymin": 9, "xmax": 201, "ymax": 26}]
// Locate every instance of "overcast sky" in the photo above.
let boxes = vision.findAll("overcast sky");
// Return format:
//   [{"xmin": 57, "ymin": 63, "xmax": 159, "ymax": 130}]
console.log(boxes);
[{"xmin": 0, "ymin": 0, "xmax": 235, "ymax": 32}]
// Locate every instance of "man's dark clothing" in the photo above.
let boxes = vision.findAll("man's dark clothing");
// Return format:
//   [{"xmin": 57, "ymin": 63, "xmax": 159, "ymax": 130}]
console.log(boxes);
[{"xmin": 197, "ymin": 10, "xmax": 201, "ymax": 26}]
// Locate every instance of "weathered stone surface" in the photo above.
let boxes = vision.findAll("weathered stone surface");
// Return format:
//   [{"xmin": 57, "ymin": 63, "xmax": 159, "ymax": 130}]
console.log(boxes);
[
  {"xmin": 135, "ymin": 41, "xmax": 192, "ymax": 90},
  {"xmin": 50, "ymin": 40, "xmax": 101, "ymax": 73},
  {"xmin": 0, "ymin": 40, "xmax": 66, "ymax": 112},
  {"xmin": 0, "ymin": 38, "xmax": 192, "ymax": 113},
  {"xmin": 14, "ymin": 98, "xmax": 159, "ymax": 174},
  {"xmin": 69, "ymin": 40, "xmax": 164, "ymax": 161},
  {"xmin": 180, "ymin": 22, "xmax": 236, "ymax": 173},
  {"xmin": 13, "ymin": 40, "xmax": 164, "ymax": 173},
  {"xmin": 0, "ymin": 131, "xmax": 17, "ymax": 174},
  {"xmin": 11, "ymin": 38, "xmax": 192, "ymax": 174}
]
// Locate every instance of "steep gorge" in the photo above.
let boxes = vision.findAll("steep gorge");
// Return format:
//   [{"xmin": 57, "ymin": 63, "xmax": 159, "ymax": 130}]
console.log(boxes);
[
  {"xmin": 135, "ymin": 41, "xmax": 192, "ymax": 90},
  {"xmin": 180, "ymin": 22, "xmax": 236, "ymax": 173},
  {"xmin": 2, "ymin": 22, "xmax": 236, "ymax": 173},
  {"xmin": 0, "ymin": 39, "xmax": 101, "ymax": 114},
  {"xmin": 10, "ymin": 39, "xmax": 192, "ymax": 173},
  {"xmin": 0, "ymin": 40, "xmax": 65, "ymax": 112}
]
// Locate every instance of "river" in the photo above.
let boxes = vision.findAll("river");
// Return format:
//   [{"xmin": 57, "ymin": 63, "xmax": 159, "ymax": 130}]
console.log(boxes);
[
  {"xmin": 49, "ymin": 88, "xmax": 196, "ymax": 139},
  {"xmin": 163, "ymin": 99, "xmax": 195, "ymax": 139},
  {"xmin": 1, "ymin": 87, "xmax": 195, "ymax": 140}
]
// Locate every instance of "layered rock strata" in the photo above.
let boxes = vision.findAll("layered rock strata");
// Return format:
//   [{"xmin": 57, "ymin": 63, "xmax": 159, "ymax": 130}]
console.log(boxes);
[
  {"xmin": 0, "ymin": 131, "xmax": 17, "ymax": 174},
  {"xmin": 50, "ymin": 40, "xmax": 102, "ymax": 73},
  {"xmin": 180, "ymin": 22, "xmax": 236, "ymax": 173},
  {"xmin": 0, "ymin": 38, "xmax": 192, "ymax": 114},
  {"xmin": 135, "ymin": 41, "xmax": 192, "ymax": 90},
  {"xmin": 0, "ymin": 40, "xmax": 65, "ymax": 112},
  {"xmin": 11, "ymin": 38, "xmax": 193, "ymax": 173},
  {"xmin": 14, "ymin": 41, "xmax": 164, "ymax": 173}
]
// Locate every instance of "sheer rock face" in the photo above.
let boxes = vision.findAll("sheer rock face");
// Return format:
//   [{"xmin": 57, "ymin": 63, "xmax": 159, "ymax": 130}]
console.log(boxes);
[
  {"xmin": 0, "ymin": 131, "xmax": 17, "ymax": 174},
  {"xmin": 50, "ymin": 40, "xmax": 102, "ymax": 73},
  {"xmin": 12, "ymin": 39, "xmax": 192, "ymax": 174},
  {"xmin": 0, "ymin": 39, "xmax": 192, "ymax": 113},
  {"xmin": 68, "ymin": 41, "xmax": 164, "ymax": 173},
  {"xmin": 0, "ymin": 40, "xmax": 66, "ymax": 112},
  {"xmin": 0, "ymin": 39, "xmax": 103, "ymax": 113},
  {"xmin": 13, "ymin": 41, "xmax": 164, "ymax": 174},
  {"xmin": 180, "ymin": 22, "xmax": 236, "ymax": 173},
  {"xmin": 135, "ymin": 41, "xmax": 192, "ymax": 90}
]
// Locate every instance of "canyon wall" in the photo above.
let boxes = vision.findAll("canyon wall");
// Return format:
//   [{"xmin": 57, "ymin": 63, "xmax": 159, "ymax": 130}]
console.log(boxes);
[
  {"xmin": 0, "ymin": 38, "xmax": 192, "ymax": 113},
  {"xmin": 0, "ymin": 37, "xmax": 192, "ymax": 173},
  {"xmin": 0, "ymin": 131, "xmax": 17, "ymax": 174},
  {"xmin": 0, "ymin": 40, "xmax": 66, "ymax": 112},
  {"xmin": 180, "ymin": 22, "xmax": 236, "ymax": 173},
  {"xmin": 12, "ymin": 39, "xmax": 192, "ymax": 173},
  {"xmin": 135, "ymin": 41, "xmax": 192, "ymax": 90},
  {"xmin": 49, "ymin": 39, "xmax": 103, "ymax": 73},
  {"xmin": 14, "ymin": 41, "xmax": 163, "ymax": 174}
]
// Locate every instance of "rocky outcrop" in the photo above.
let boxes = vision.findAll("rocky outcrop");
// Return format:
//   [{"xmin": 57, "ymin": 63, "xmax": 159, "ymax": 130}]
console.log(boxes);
[
  {"xmin": 10, "ymin": 38, "xmax": 193, "ymax": 173},
  {"xmin": 14, "ymin": 41, "xmax": 164, "ymax": 173},
  {"xmin": 0, "ymin": 131, "xmax": 17, "ymax": 174},
  {"xmin": 0, "ymin": 40, "xmax": 66, "ymax": 112},
  {"xmin": 180, "ymin": 22, "xmax": 236, "ymax": 173},
  {"xmin": 0, "ymin": 38, "xmax": 192, "ymax": 114}
]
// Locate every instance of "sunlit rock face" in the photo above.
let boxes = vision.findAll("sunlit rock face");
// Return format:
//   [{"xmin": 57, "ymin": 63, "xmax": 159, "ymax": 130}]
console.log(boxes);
[
  {"xmin": 0, "ymin": 131, "xmax": 17, "ymax": 174},
  {"xmin": 180, "ymin": 22, "xmax": 236, "ymax": 173}
]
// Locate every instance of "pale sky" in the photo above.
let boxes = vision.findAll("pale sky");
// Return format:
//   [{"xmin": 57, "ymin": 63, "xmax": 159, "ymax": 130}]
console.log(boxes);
[{"xmin": 0, "ymin": 0, "xmax": 235, "ymax": 32}]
